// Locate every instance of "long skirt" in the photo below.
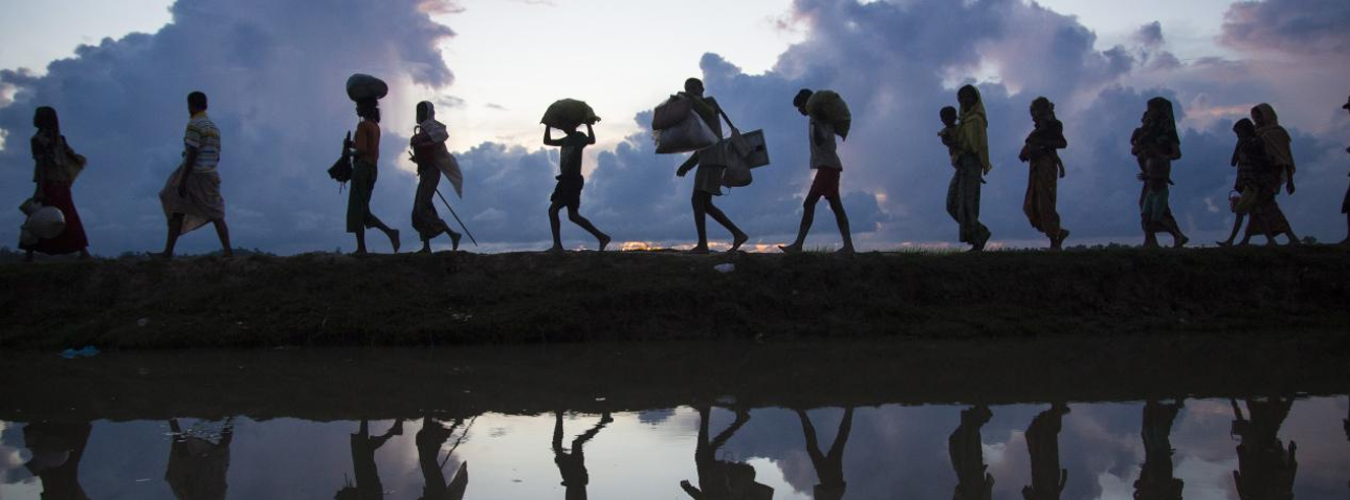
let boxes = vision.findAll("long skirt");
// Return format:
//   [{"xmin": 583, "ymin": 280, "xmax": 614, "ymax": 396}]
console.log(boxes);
[
  {"xmin": 1245, "ymin": 185, "xmax": 1292, "ymax": 237},
  {"xmin": 21, "ymin": 181, "xmax": 88, "ymax": 255},
  {"xmin": 412, "ymin": 163, "xmax": 450, "ymax": 240},
  {"xmin": 160, "ymin": 167, "xmax": 225, "ymax": 234},
  {"xmin": 347, "ymin": 160, "xmax": 386, "ymax": 233},
  {"xmin": 1341, "ymin": 180, "xmax": 1349, "ymax": 214},
  {"xmin": 946, "ymin": 154, "xmax": 990, "ymax": 245},
  {"xmin": 1023, "ymin": 156, "xmax": 1062, "ymax": 237}
]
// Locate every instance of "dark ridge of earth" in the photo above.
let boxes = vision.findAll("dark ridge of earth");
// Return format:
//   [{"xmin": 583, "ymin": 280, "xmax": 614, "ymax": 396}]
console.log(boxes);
[{"xmin": 0, "ymin": 246, "xmax": 1347, "ymax": 349}]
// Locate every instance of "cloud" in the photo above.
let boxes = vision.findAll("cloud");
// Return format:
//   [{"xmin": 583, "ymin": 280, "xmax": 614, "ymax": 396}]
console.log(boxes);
[
  {"xmin": 1134, "ymin": 21, "xmax": 1165, "ymax": 48},
  {"xmin": 1221, "ymin": 0, "xmax": 1350, "ymax": 55},
  {"xmin": 0, "ymin": 0, "xmax": 456, "ymax": 255}
]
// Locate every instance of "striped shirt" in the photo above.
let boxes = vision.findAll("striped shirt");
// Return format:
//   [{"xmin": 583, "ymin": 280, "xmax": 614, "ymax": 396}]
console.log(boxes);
[{"xmin": 184, "ymin": 112, "xmax": 221, "ymax": 172}]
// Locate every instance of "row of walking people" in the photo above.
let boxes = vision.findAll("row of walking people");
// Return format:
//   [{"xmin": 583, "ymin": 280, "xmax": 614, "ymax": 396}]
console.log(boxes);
[
  {"xmin": 15, "ymin": 398, "xmax": 1305, "ymax": 500},
  {"xmin": 16, "ymin": 82, "xmax": 1350, "ymax": 260}
]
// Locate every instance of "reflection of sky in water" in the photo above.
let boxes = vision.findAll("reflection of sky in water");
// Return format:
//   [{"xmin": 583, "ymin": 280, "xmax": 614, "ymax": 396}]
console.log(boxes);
[{"xmin": 0, "ymin": 398, "xmax": 1346, "ymax": 500}]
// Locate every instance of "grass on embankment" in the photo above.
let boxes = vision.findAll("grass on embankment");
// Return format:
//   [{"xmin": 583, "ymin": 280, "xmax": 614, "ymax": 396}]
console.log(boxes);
[{"xmin": 0, "ymin": 245, "xmax": 1347, "ymax": 348}]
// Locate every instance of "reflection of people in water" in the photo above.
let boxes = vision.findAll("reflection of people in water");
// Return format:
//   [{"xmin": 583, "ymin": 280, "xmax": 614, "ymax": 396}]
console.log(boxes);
[
  {"xmin": 165, "ymin": 417, "xmax": 234, "ymax": 500},
  {"xmin": 680, "ymin": 406, "xmax": 772, "ymax": 500},
  {"xmin": 1230, "ymin": 398, "xmax": 1297, "ymax": 500},
  {"xmin": 798, "ymin": 408, "xmax": 853, "ymax": 500},
  {"xmin": 416, "ymin": 416, "xmax": 468, "ymax": 500},
  {"xmin": 1134, "ymin": 400, "xmax": 1183, "ymax": 500},
  {"xmin": 950, "ymin": 405, "xmax": 994, "ymax": 500},
  {"xmin": 553, "ymin": 411, "xmax": 613, "ymax": 500},
  {"xmin": 336, "ymin": 419, "xmax": 404, "ymax": 500},
  {"xmin": 22, "ymin": 421, "xmax": 92, "ymax": 500},
  {"xmin": 1023, "ymin": 403, "xmax": 1069, "ymax": 500}
]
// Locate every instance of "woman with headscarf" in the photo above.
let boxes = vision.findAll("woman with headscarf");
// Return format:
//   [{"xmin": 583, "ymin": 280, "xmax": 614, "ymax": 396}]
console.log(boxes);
[
  {"xmin": 1219, "ymin": 118, "xmax": 1271, "ymax": 246},
  {"xmin": 409, "ymin": 101, "xmax": 463, "ymax": 253},
  {"xmin": 1132, "ymin": 98, "xmax": 1188, "ymax": 248},
  {"xmin": 1244, "ymin": 103, "xmax": 1300, "ymax": 245},
  {"xmin": 1019, "ymin": 97, "xmax": 1070, "ymax": 250},
  {"xmin": 947, "ymin": 85, "xmax": 992, "ymax": 251},
  {"xmin": 346, "ymin": 99, "xmax": 400, "ymax": 255},
  {"xmin": 22, "ymin": 106, "xmax": 90, "ymax": 261}
]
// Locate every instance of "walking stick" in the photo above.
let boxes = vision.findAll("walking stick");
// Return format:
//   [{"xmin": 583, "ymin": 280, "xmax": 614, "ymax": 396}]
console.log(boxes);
[{"xmin": 435, "ymin": 189, "xmax": 479, "ymax": 247}]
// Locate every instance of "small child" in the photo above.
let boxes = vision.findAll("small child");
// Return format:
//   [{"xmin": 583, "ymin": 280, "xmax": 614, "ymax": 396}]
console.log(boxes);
[
  {"xmin": 937, "ymin": 106, "xmax": 960, "ymax": 167},
  {"xmin": 543, "ymin": 122, "xmax": 611, "ymax": 252}
]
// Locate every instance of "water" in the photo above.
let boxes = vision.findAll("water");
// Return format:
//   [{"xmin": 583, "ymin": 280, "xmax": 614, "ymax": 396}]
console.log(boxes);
[{"xmin": 1, "ymin": 337, "xmax": 1347, "ymax": 500}]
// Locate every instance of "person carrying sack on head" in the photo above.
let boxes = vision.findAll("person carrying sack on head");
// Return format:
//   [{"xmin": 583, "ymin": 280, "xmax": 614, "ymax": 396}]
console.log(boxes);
[{"xmin": 346, "ymin": 98, "xmax": 400, "ymax": 255}]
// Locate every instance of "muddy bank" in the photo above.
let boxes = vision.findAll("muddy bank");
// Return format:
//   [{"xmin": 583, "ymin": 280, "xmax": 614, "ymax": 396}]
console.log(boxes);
[
  {"xmin": 2, "ymin": 335, "xmax": 1349, "ymax": 422},
  {"xmin": 0, "ymin": 246, "xmax": 1347, "ymax": 348}
]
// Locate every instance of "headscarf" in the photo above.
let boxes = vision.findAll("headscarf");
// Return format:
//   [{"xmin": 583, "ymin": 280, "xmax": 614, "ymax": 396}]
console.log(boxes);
[
  {"xmin": 414, "ymin": 101, "xmax": 463, "ymax": 197},
  {"xmin": 957, "ymin": 85, "xmax": 991, "ymax": 174},
  {"xmin": 1253, "ymin": 103, "xmax": 1295, "ymax": 174}
]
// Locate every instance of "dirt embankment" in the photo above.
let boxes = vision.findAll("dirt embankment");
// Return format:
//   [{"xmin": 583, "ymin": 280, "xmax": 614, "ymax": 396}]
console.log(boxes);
[{"xmin": 0, "ymin": 246, "xmax": 1347, "ymax": 348}]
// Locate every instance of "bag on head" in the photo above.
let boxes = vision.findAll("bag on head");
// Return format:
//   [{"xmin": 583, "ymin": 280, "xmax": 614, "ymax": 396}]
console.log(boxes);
[
  {"xmin": 346, "ymin": 74, "xmax": 388, "ymax": 102},
  {"xmin": 541, "ymin": 99, "xmax": 600, "ymax": 130}
]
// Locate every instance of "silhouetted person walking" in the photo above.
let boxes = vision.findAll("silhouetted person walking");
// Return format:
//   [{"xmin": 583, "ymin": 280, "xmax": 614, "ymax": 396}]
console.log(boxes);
[
  {"xmin": 165, "ymin": 418, "xmax": 234, "ymax": 500},
  {"xmin": 336, "ymin": 419, "xmax": 404, "ymax": 500},
  {"xmin": 798, "ymin": 408, "xmax": 853, "ymax": 500},
  {"xmin": 553, "ymin": 411, "xmax": 613, "ymax": 500},
  {"xmin": 156, "ymin": 91, "xmax": 232, "ymax": 258},
  {"xmin": 1133, "ymin": 98, "xmax": 1188, "ymax": 248},
  {"xmin": 1244, "ymin": 103, "xmax": 1300, "ymax": 245},
  {"xmin": 950, "ymin": 405, "xmax": 994, "ymax": 500},
  {"xmin": 1019, "ymin": 97, "xmax": 1070, "ymax": 250},
  {"xmin": 22, "ymin": 106, "xmax": 90, "ymax": 262},
  {"xmin": 1342, "ymin": 95, "xmax": 1350, "ymax": 245},
  {"xmin": 1134, "ymin": 400, "xmax": 1183, "ymax": 500},
  {"xmin": 780, "ymin": 90, "xmax": 855, "ymax": 254},
  {"xmin": 948, "ymin": 85, "xmax": 992, "ymax": 251},
  {"xmin": 1219, "ymin": 119, "xmax": 1271, "ymax": 246},
  {"xmin": 1230, "ymin": 398, "xmax": 1297, "ymax": 500},
  {"xmin": 676, "ymin": 78, "xmax": 749, "ymax": 254},
  {"xmin": 1023, "ymin": 403, "xmax": 1069, "ymax": 500},
  {"xmin": 22, "ymin": 421, "xmax": 92, "ymax": 500},
  {"xmin": 346, "ymin": 99, "xmax": 400, "ymax": 254},
  {"xmin": 416, "ymin": 416, "xmax": 468, "ymax": 500},
  {"xmin": 680, "ymin": 406, "xmax": 764, "ymax": 500},
  {"xmin": 409, "ymin": 101, "xmax": 463, "ymax": 253},
  {"xmin": 544, "ymin": 122, "xmax": 610, "ymax": 252}
]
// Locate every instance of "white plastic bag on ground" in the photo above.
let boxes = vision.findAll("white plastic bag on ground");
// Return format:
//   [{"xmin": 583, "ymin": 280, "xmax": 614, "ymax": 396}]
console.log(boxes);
[{"xmin": 653, "ymin": 110, "xmax": 718, "ymax": 154}]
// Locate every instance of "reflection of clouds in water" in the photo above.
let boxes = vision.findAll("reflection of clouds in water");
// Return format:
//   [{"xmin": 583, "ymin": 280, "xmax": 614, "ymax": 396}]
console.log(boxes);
[
  {"xmin": 0, "ymin": 400, "xmax": 1346, "ymax": 499},
  {"xmin": 0, "ymin": 421, "xmax": 34, "ymax": 484}
]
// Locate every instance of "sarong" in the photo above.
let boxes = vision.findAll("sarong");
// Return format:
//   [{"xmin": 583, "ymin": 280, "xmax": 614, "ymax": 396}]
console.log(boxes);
[
  {"xmin": 346, "ymin": 160, "xmax": 385, "ymax": 233},
  {"xmin": 1023, "ymin": 155, "xmax": 1061, "ymax": 236},
  {"xmin": 412, "ymin": 163, "xmax": 450, "ymax": 240},
  {"xmin": 946, "ymin": 154, "xmax": 989, "ymax": 245},
  {"xmin": 160, "ymin": 167, "xmax": 225, "ymax": 233}
]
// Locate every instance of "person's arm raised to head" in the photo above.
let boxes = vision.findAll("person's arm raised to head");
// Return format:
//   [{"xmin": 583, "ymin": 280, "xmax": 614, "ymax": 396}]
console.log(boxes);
[
  {"xmin": 543, "ymin": 126, "xmax": 564, "ymax": 147},
  {"xmin": 585, "ymin": 123, "xmax": 596, "ymax": 145}
]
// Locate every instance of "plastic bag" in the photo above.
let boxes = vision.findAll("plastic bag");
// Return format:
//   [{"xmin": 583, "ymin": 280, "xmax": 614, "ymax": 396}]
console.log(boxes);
[
  {"xmin": 731, "ymin": 129, "xmax": 770, "ymax": 169},
  {"xmin": 652, "ymin": 94, "xmax": 693, "ymax": 130},
  {"xmin": 541, "ymin": 99, "xmax": 600, "ymax": 130},
  {"xmin": 806, "ymin": 90, "xmax": 852, "ymax": 140},
  {"xmin": 24, "ymin": 205, "xmax": 66, "ymax": 239},
  {"xmin": 653, "ymin": 110, "xmax": 718, "ymax": 154},
  {"xmin": 346, "ymin": 74, "xmax": 389, "ymax": 102}
]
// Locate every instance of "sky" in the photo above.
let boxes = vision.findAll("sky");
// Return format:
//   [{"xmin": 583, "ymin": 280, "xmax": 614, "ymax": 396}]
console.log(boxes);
[{"xmin": 0, "ymin": 0, "xmax": 1347, "ymax": 254}]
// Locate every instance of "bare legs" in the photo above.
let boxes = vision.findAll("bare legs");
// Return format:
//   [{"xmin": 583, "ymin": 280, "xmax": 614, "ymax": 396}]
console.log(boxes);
[
  {"xmin": 780, "ymin": 194, "xmax": 854, "ymax": 253},
  {"xmin": 548, "ymin": 202, "xmax": 610, "ymax": 252},
  {"xmin": 691, "ymin": 192, "xmax": 747, "ymax": 254},
  {"xmin": 157, "ymin": 214, "xmax": 232, "ymax": 259},
  {"xmin": 354, "ymin": 219, "xmax": 398, "ymax": 255}
]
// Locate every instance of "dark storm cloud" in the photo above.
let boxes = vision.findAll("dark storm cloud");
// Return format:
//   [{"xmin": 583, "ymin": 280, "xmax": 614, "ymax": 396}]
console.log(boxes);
[
  {"xmin": 0, "ymin": 0, "xmax": 455, "ymax": 255},
  {"xmin": 1221, "ymin": 0, "xmax": 1350, "ymax": 54}
]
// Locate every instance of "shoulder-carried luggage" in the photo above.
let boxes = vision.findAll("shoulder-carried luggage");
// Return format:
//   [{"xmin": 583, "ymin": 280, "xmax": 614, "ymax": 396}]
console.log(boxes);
[
  {"xmin": 720, "ymin": 130, "xmax": 771, "ymax": 188},
  {"xmin": 541, "ymin": 99, "xmax": 600, "ymax": 130},
  {"xmin": 653, "ymin": 109, "xmax": 719, "ymax": 154},
  {"xmin": 652, "ymin": 94, "xmax": 693, "ymax": 131},
  {"xmin": 19, "ymin": 199, "xmax": 65, "ymax": 245},
  {"xmin": 806, "ymin": 90, "xmax": 852, "ymax": 140}
]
